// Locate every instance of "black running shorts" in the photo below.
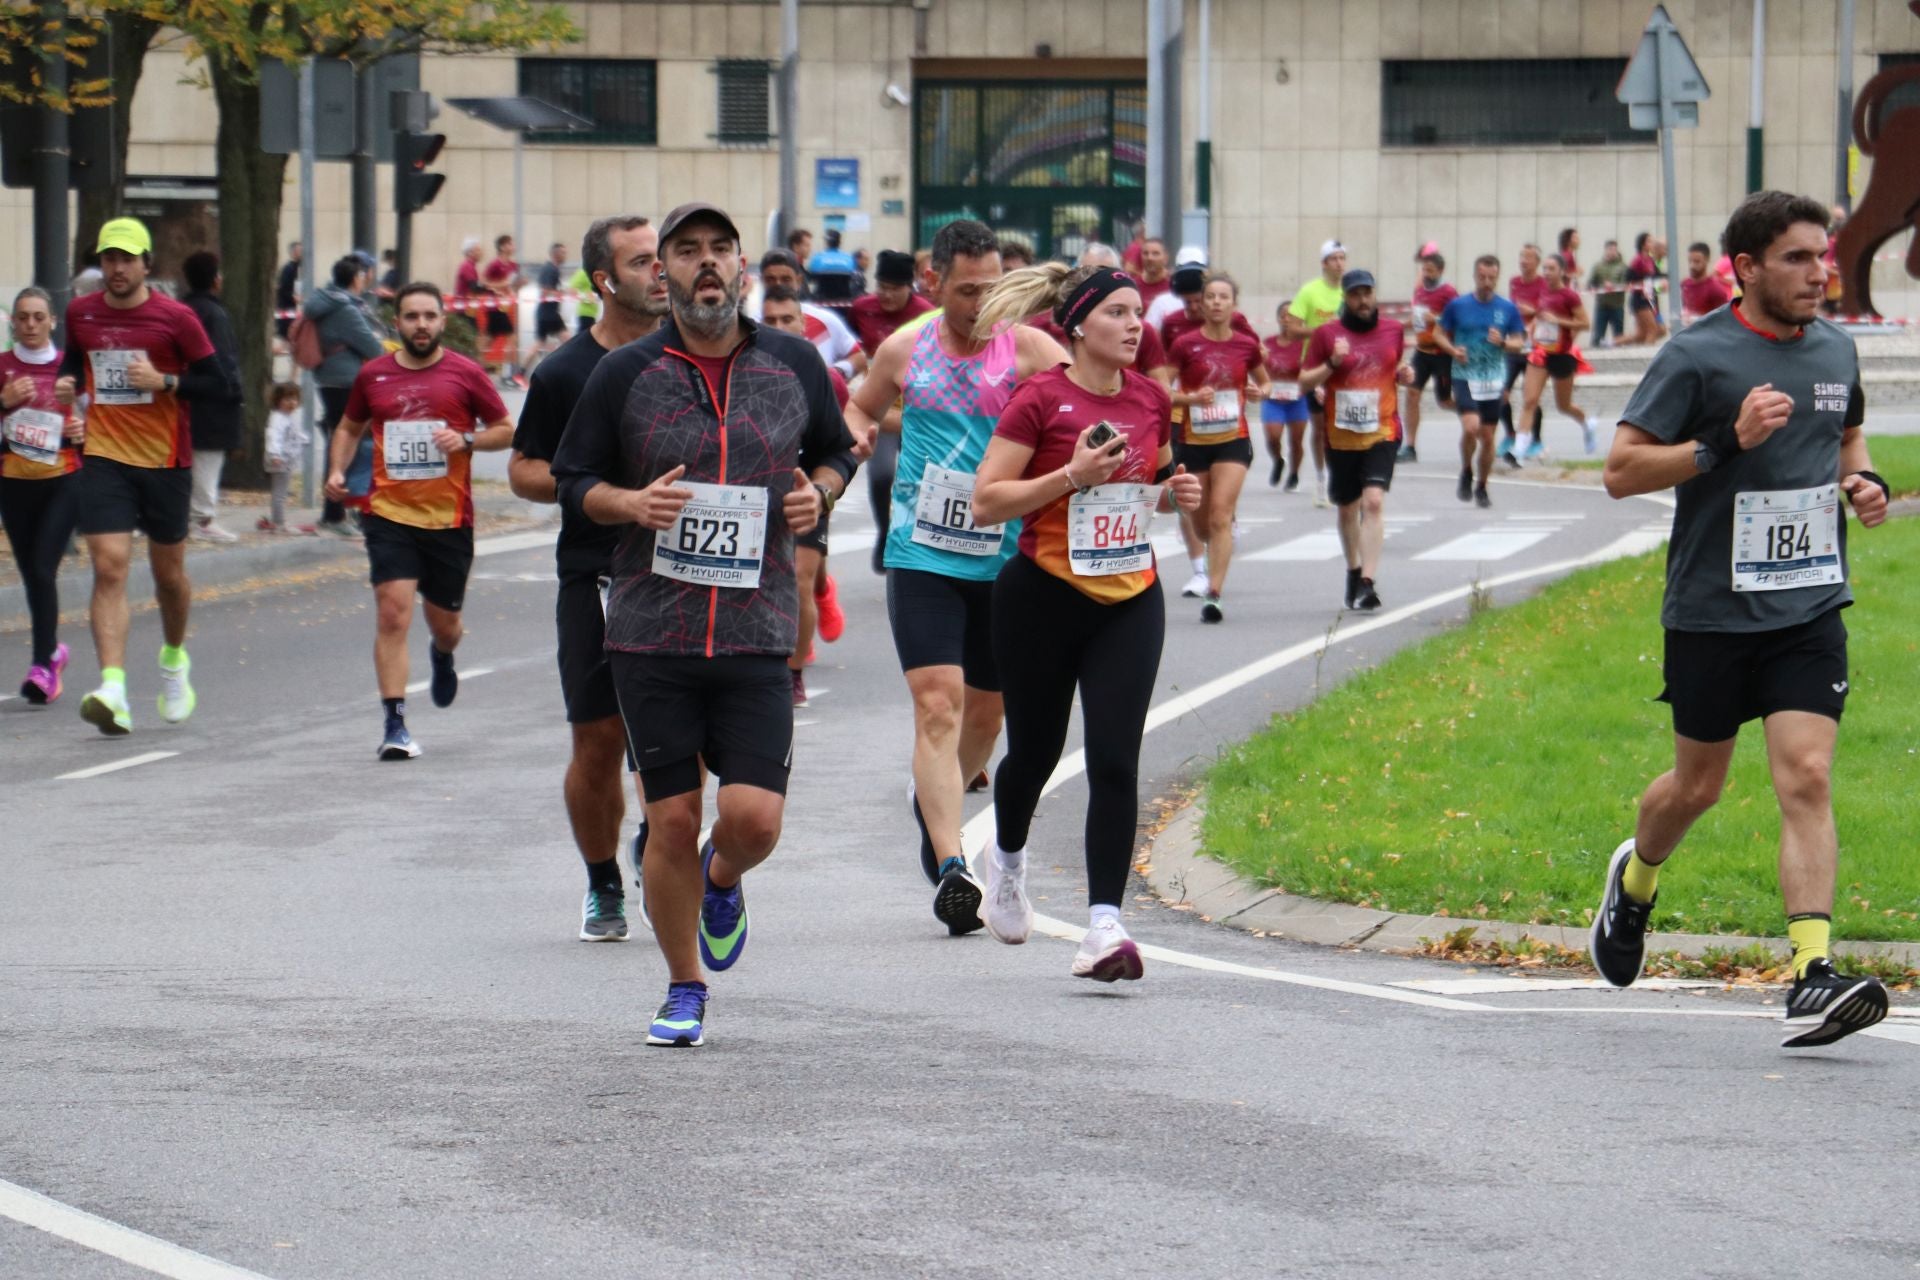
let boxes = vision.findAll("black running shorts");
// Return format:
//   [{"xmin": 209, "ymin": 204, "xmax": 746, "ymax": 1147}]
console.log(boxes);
[
  {"xmin": 1410, "ymin": 351, "xmax": 1453, "ymax": 401},
  {"xmin": 796, "ymin": 510, "xmax": 829, "ymax": 556},
  {"xmin": 1172, "ymin": 436, "xmax": 1255, "ymax": 472},
  {"xmin": 363, "ymin": 513, "xmax": 475, "ymax": 612},
  {"xmin": 1543, "ymin": 352, "xmax": 1578, "ymax": 379},
  {"xmin": 609, "ymin": 652, "xmax": 792, "ymax": 801},
  {"xmin": 1659, "ymin": 607, "xmax": 1849, "ymax": 743},
  {"xmin": 77, "ymin": 455, "xmax": 191, "ymax": 544},
  {"xmin": 1326, "ymin": 441, "xmax": 1398, "ymax": 507},
  {"xmin": 555, "ymin": 575, "xmax": 621, "ymax": 724},
  {"xmin": 886, "ymin": 566, "xmax": 1000, "ymax": 692}
]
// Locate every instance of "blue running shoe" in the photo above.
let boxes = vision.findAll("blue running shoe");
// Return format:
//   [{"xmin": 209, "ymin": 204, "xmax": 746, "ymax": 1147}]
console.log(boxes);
[
  {"xmin": 428, "ymin": 643, "xmax": 458, "ymax": 708},
  {"xmin": 378, "ymin": 720, "xmax": 420, "ymax": 761},
  {"xmin": 630, "ymin": 821, "xmax": 652, "ymax": 931},
  {"xmin": 646, "ymin": 981, "xmax": 708, "ymax": 1047},
  {"xmin": 698, "ymin": 840, "xmax": 749, "ymax": 972}
]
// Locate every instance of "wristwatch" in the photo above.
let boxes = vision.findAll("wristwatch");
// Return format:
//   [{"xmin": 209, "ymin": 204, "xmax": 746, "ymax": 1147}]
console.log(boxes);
[
  {"xmin": 812, "ymin": 481, "xmax": 835, "ymax": 513},
  {"xmin": 1693, "ymin": 440, "xmax": 1718, "ymax": 474},
  {"xmin": 162, "ymin": 374, "xmax": 178, "ymax": 395}
]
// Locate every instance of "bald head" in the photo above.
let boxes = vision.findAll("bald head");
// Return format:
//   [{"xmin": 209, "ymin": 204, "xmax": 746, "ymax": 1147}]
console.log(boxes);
[{"xmin": 1079, "ymin": 243, "xmax": 1121, "ymax": 269}]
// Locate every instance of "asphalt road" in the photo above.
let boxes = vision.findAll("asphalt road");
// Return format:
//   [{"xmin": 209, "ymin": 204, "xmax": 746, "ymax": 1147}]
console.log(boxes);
[{"xmin": 4, "ymin": 455, "xmax": 1918, "ymax": 1280}]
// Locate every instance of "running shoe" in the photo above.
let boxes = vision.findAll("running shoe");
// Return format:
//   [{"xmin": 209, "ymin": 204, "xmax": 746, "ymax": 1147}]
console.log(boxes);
[
  {"xmin": 1588, "ymin": 838, "xmax": 1653, "ymax": 988},
  {"xmin": 1474, "ymin": 485, "xmax": 1492, "ymax": 510},
  {"xmin": 1282, "ymin": 469, "xmax": 1300, "ymax": 493},
  {"xmin": 1268, "ymin": 455, "xmax": 1283, "ymax": 487},
  {"xmin": 1312, "ymin": 477, "xmax": 1330, "ymax": 508},
  {"xmin": 579, "ymin": 888, "xmax": 628, "ymax": 941},
  {"xmin": 378, "ymin": 720, "xmax": 421, "ymax": 761},
  {"xmin": 20, "ymin": 642, "xmax": 67, "ymax": 705},
  {"xmin": 1344, "ymin": 568, "xmax": 1362, "ymax": 610},
  {"xmin": 189, "ymin": 521, "xmax": 238, "ymax": 544},
  {"xmin": 1582, "ymin": 418, "xmax": 1598, "ymax": 455},
  {"xmin": 933, "ymin": 856, "xmax": 986, "ymax": 936},
  {"xmin": 1500, "ymin": 448, "xmax": 1521, "ymax": 471},
  {"xmin": 428, "ymin": 643, "xmax": 458, "ymax": 708},
  {"xmin": 1354, "ymin": 578, "xmax": 1382, "ymax": 611},
  {"xmin": 1200, "ymin": 595, "xmax": 1224, "ymax": 624},
  {"xmin": 630, "ymin": 822, "xmax": 652, "ymax": 931},
  {"xmin": 697, "ymin": 841, "xmax": 749, "ymax": 972},
  {"xmin": 908, "ymin": 779, "xmax": 939, "ymax": 885},
  {"xmin": 815, "ymin": 573, "xmax": 845, "ymax": 642},
  {"xmin": 1524, "ymin": 440, "xmax": 1546, "ymax": 460},
  {"xmin": 1781, "ymin": 959, "xmax": 1890, "ymax": 1048},
  {"xmin": 1397, "ymin": 445, "xmax": 1418, "ymax": 464},
  {"xmin": 1180, "ymin": 571, "xmax": 1210, "ymax": 599},
  {"xmin": 1456, "ymin": 469, "xmax": 1473, "ymax": 503},
  {"xmin": 982, "ymin": 845, "xmax": 1033, "ymax": 945},
  {"xmin": 791, "ymin": 667, "xmax": 808, "ymax": 707},
  {"xmin": 80, "ymin": 681, "xmax": 131, "ymax": 736},
  {"xmin": 157, "ymin": 651, "xmax": 195, "ymax": 723},
  {"xmin": 1071, "ymin": 919, "xmax": 1145, "ymax": 982},
  {"xmin": 646, "ymin": 982, "xmax": 708, "ymax": 1048}
]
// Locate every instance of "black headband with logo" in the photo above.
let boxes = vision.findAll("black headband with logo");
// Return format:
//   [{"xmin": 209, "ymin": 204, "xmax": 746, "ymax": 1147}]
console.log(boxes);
[{"xmin": 1055, "ymin": 267, "xmax": 1136, "ymax": 335}]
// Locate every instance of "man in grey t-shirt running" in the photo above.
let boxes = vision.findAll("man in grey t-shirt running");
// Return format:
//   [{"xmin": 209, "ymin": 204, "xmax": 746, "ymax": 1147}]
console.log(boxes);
[{"xmin": 1589, "ymin": 190, "xmax": 1893, "ymax": 1050}]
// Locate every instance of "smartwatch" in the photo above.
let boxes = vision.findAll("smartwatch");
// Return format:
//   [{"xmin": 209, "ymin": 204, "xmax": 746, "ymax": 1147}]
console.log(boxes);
[
  {"xmin": 1693, "ymin": 440, "xmax": 1718, "ymax": 475},
  {"xmin": 812, "ymin": 481, "xmax": 835, "ymax": 513}
]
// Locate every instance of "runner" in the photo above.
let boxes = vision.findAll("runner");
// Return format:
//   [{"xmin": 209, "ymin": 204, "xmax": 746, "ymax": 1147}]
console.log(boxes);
[
  {"xmin": 847, "ymin": 250, "xmax": 934, "ymax": 572},
  {"xmin": 1436, "ymin": 254, "xmax": 1526, "ymax": 510},
  {"xmin": 760, "ymin": 284, "xmax": 852, "ymax": 706},
  {"xmin": 54, "ymin": 217, "xmax": 235, "ymax": 735},
  {"xmin": 753, "ymin": 249, "xmax": 863, "ymax": 380},
  {"xmin": 325, "ymin": 283, "xmax": 513, "ymax": 760},
  {"xmin": 1168, "ymin": 274, "xmax": 1268, "ymax": 624},
  {"xmin": 1680, "ymin": 241, "xmax": 1733, "ymax": 326},
  {"xmin": 1556, "ymin": 226, "xmax": 1580, "ymax": 278},
  {"xmin": 1133, "ymin": 237, "xmax": 1172, "ymax": 313},
  {"xmin": 1516, "ymin": 253, "xmax": 1600, "ymax": 457},
  {"xmin": 1288, "ymin": 240, "xmax": 1348, "ymax": 507},
  {"xmin": 1151, "ymin": 247, "xmax": 1246, "ymax": 594},
  {"xmin": 1260, "ymin": 306, "xmax": 1310, "ymax": 488},
  {"xmin": 969, "ymin": 263, "xmax": 1203, "ymax": 977},
  {"xmin": 1591, "ymin": 190, "xmax": 1890, "ymax": 1049},
  {"xmin": 508, "ymin": 215, "xmax": 668, "ymax": 942},
  {"xmin": 1, "ymin": 287, "xmax": 84, "ymax": 703},
  {"xmin": 1502, "ymin": 244, "xmax": 1547, "ymax": 464},
  {"xmin": 1297, "ymin": 268, "xmax": 1410, "ymax": 612},
  {"xmin": 551, "ymin": 201, "xmax": 858, "ymax": 1048},
  {"xmin": 843, "ymin": 218, "xmax": 1066, "ymax": 935},
  {"xmin": 1403, "ymin": 249, "xmax": 1459, "ymax": 463},
  {"xmin": 1623, "ymin": 232, "xmax": 1669, "ymax": 346}
]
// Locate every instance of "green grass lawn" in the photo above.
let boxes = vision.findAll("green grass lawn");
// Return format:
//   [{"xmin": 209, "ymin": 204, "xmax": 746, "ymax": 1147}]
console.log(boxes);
[{"xmin": 1202, "ymin": 517, "xmax": 1920, "ymax": 941}]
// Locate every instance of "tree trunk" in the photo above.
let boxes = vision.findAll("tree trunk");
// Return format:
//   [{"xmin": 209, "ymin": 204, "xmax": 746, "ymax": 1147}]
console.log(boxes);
[
  {"xmin": 208, "ymin": 55, "xmax": 287, "ymax": 490},
  {"xmin": 72, "ymin": 10, "xmax": 159, "ymax": 267}
]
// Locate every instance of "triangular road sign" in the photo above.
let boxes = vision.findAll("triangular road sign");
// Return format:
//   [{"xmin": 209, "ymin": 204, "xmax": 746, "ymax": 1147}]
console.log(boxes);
[{"xmin": 1617, "ymin": 5, "xmax": 1711, "ymax": 107}]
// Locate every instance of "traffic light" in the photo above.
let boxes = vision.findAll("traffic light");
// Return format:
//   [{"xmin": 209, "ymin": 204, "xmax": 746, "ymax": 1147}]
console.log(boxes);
[{"xmin": 393, "ymin": 129, "xmax": 445, "ymax": 213}]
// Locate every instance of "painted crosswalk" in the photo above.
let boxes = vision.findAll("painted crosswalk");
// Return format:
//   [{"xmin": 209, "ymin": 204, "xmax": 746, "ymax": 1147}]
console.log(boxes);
[
  {"xmin": 1244, "ymin": 516, "xmax": 1432, "ymax": 562},
  {"xmin": 1414, "ymin": 512, "xmax": 1584, "ymax": 562}
]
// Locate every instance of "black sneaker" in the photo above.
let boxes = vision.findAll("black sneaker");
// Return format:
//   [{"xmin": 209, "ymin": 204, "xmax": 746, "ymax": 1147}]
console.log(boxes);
[
  {"xmin": 1344, "ymin": 568, "xmax": 1362, "ymax": 609},
  {"xmin": 933, "ymin": 856, "xmax": 986, "ymax": 936},
  {"xmin": 428, "ymin": 643, "xmax": 458, "ymax": 708},
  {"xmin": 1354, "ymin": 577, "xmax": 1381, "ymax": 611},
  {"xmin": 1474, "ymin": 485, "xmax": 1492, "ymax": 509},
  {"xmin": 1500, "ymin": 448, "xmax": 1522, "ymax": 471},
  {"xmin": 1269, "ymin": 455, "xmax": 1284, "ymax": 487},
  {"xmin": 1782, "ymin": 959, "xmax": 1889, "ymax": 1048},
  {"xmin": 1588, "ymin": 839, "xmax": 1654, "ymax": 988},
  {"xmin": 1397, "ymin": 445, "xmax": 1418, "ymax": 463},
  {"xmin": 1456, "ymin": 469, "xmax": 1473, "ymax": 503},
  {"xmin": 1283, "ymin": 469, "xmax": 1300, "ymax": 493},
  {"xmin": 1200, "ymin": 596, "xmax": 1224, "ymax": 624}
]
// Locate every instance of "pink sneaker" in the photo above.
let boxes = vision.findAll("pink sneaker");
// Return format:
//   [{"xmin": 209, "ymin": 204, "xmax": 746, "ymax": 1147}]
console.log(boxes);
[{"xmin": 20, "ymin": 642, "xmax": 67, "ymax": 705}]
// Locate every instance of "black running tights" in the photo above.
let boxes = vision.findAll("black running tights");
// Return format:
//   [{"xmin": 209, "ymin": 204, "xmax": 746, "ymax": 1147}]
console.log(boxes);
[
  {"xmin": 0, "ymin": 473, "xmax": 79, "ymax": 665},
  {"xmin": 990, "ymin": 553, "xmax": 1165, "ymax": 909}
]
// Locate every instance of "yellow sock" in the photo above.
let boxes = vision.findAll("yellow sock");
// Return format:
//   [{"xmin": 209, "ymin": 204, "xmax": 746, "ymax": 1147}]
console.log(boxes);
[
  {"xmin": 1620, "ymin": 849, "xmax": 1661, "ymax": 905},
  {"xmin": 1787, "ymin": 914, "xmax": 1831, "ymax": 979}
]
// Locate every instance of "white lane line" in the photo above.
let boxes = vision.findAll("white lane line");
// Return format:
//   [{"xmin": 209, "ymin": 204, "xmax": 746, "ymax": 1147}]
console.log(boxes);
[
  {"xmin": 403, "ymin": 666, "xmax": 495, "ymax": 696},
  {"xmin": 1245, "ymin": 518, "xmax": 1426, "ymax": 563},
  {"xmin": 58, "ymin": 751, "xmax": 178, "ymax": 780},
  {"xmin": 1393, "ymin": 976, "xmax": 1725, "ymax": 995},
  {"xmin": 473, "ymin": 530, "xmax": 558, "ymax": 558},
  {"xmin": 1415, "ymin": 526, "xmax": 1559, "ymax": 561},
  {"xmin": 0, "ymin": 1176, "xmax": 271, "ymax": 1280}
]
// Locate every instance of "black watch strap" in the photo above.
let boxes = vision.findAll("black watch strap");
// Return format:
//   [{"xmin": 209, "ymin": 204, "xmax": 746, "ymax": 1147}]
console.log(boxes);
[{"xmin": 1848, "ymin": 469, "xmax": 1891, "ymax": 506}]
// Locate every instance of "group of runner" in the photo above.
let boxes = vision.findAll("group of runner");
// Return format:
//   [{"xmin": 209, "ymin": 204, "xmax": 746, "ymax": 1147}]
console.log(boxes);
[{"xmin": 1, "ymin": 191, "xmax": 1894, "ymax": 1052}]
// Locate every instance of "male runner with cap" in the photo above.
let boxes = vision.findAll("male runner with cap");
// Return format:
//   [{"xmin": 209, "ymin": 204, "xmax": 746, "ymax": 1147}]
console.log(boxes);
[
  {"xmin": 553, "ymin": 202, "xmax": 858, "ymax": 1048},
  {"xmin": 845, "ymin": 219, "xmax": 1066, "ymax": 935},
  {"xmin": 1437, "ymin": 255, "xmax": 1526, "ymax": 509},
  {"xmin": 1590, "ymin": 191, "xmax": 1890, "ymax": 1050},
  {"xmin": 1298, "ymin": 269, "xmax": 1412, "ymax": 611},
  {"xmin": 1404, "ymin": 248, "xmax": 1458, "ymax": 463},
  {"xmin": 1289, "ymin": 240, "xmax": 1348, "ymax": 506},
  {"xmin": 55, "ymin": 217, "xmax": 236, "ymax": 735},
  {"xmin": 327, "ymin": 284, "xmax": 513, "ymax": 760},
  {"xmin": 508, "ymin": 215, "xmax": 668, "ymax": 940}
]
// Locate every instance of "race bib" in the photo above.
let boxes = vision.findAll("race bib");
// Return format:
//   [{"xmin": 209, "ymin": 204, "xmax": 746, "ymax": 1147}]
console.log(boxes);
[
  {"xmin": 1191, "ymin": 389, "xmax": 1241, "ymax": 436},
  {"xmin": 652, "ymin": 482, "xmax": 768, "ymax": 589},
  {"xmin": 383, "ymin": 419, "xmax": 448, "ymax": 481},
  {"xmin": 910, "ymin": 464, "xmax": 1004, "ymax": 556},
  {"xmin": 1732, "ymin": 485, "xmax": 1843, "ymax": 593},
  {"xmin": 89, "ymin": 349, "xmax": 152, "ymax": 406},
  {"xmin": 1534, "ymin": 321, "xmax": 1561, "ymax": 345},
  {"xmin": 1068, "ymin": 483, "xmax": 1160, "ymax": 577},
  {"xmin": 1467, "ymin": 376, "xmax": 1503, "ymax": 402},
  {"xmin": 1332, "ymin": 389, "xmax": 1381, "ymax": 435},
  {"xmin": 3, "ymin": 408, "xmax": 65, "ymax": 465},
  {"xmin": 1268, "ymin": 381, "xmax": 1301, "ymax": 402},
  {"xmin": 1410, "ymin": 305, "xmax": 1431, "ymax": 331}
]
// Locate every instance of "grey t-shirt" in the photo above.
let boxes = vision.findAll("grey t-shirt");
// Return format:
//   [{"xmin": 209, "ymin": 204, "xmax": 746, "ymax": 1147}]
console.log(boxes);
[{"xmin": 1619, "ymin": 306, "xmax": 1864, "ymax": 633}]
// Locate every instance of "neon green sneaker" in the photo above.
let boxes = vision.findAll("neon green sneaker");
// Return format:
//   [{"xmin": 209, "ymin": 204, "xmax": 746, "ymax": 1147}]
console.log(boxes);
[
  {"xmin": 80, "ymin": 682, "xmax": 133, "ymax": 736},
  {"xmin": 157, "ymin": 650, "xmax": 196, "ymax": 723}
]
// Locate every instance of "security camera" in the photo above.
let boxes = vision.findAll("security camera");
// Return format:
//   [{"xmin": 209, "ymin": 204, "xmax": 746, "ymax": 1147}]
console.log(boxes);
[{"xmin": 883, "ymin": 83, "xmax": 911, "ymax": 108}]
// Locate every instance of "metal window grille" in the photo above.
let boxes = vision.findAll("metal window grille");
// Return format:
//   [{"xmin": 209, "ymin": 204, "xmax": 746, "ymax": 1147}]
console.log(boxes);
[
  {"xmin": 518, "ymin": 59, "xmax": 656, "ymax": 145},
  {"xmin": 1381, "ymin": 58, "xmax": 1640, "ymax": 148},
  {"xmin": 715, "ymin": 60, "xmax": 773, "ymax": 146}
]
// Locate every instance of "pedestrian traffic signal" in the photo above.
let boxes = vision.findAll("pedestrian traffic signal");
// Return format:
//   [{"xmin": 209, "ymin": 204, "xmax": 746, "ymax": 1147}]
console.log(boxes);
[{"xmin": 393, "ymin": 129, "xmax": 446, "ymax": 214}]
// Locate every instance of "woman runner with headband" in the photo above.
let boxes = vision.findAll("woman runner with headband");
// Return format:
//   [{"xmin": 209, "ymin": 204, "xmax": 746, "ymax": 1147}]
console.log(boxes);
[{"xmin": 969, "ymin": 264, "xmax": 1202, "ymax": 981}]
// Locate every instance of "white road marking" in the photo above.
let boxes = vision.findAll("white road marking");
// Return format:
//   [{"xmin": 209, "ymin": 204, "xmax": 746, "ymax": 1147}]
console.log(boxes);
[
  {"xmin": 1415, "ymin": 525, "xmax": 1561, "ymax": 561},
  {"xmin": 58, "ymin": 751, "xmax": 178, "ymax": 780},
  {"xmin": 0, "ymin": 1176, "xmax": 270, "ymax": 1280},
  {"xmin": 1245, "ymin": 518, "xmax": 1427, "ymax": 563},
  {"xmin": 1392, "ymin": 976, "xmax": 1724, "ymax": 995},
  {"xmin": 403, "ymin": 666, "xmax": 494, "ymax": 696}
]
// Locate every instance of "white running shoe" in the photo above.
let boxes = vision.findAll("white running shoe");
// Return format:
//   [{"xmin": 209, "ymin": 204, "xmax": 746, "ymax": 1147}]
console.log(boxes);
[
  {"xmin": 1071, "ymin": 919, "xmax": 1144, "ymax": 982},
  {"xmin": 157, "ymin": 653, "xmax": 196, "ymax": 723},
  {"xmin": 1180, "ymin": 571, "xmax": 1210, "ymax": 599},
  {"xmin": 189, "ymin": 521, "xmax": 239, "ymax": 544},
  {"xmin": 1312, "ymin": 477, "xmax": 1329, "ymax": 508},
  {"xmin": 982, "ymin": 845, "xmax": 1033, "ymax": 945}
]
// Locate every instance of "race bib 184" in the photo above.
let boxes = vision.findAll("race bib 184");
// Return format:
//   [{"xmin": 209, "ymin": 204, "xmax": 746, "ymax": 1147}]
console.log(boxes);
[
  {"xmin": 652, "ymin": 482, "xmax": 769, "ymax": 589},
  {"xmin": 1732, "ymin": 484, "xmax": 1843, "ymax": 592}
]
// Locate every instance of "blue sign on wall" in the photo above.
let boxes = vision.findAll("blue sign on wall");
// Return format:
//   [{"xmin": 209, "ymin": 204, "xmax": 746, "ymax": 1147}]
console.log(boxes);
[{"xmin": 815, "ymin": 157, "xmax": 859, "ymax": 208}]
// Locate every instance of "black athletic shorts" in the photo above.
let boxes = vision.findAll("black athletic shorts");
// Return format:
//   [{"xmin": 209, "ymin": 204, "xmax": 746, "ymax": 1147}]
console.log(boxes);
[
  {"xmin": 1410, "ymin": 350, "xmax": 1453, "ymax": 400},
  {"xmin": 1543, "ymin": 352, "xmax": 1578, "ymax": 379},
  {"xmin": 609, "ymin": 652, "xmax": 792, "ymax": 802},
  {"xmin": 796, "ymin": 510, "xmax": 829, "ymax": 556},
  {"xmin": 535, "ymin": 301, "xmax": 566, "ymax": 339},
  {"xmin": 1501, "ymin": 350, "xmax": 1528, "ymax": 395},
  {"xmin": 1659, "ymin": 607, "xmax": 1849, "ymax": 743},
  {"xmin": 485, "ymin": 308, "xmax": 514, "ymax": 338},
  {"xmin": 76, "ymin": 455, "xmax": 191, "ymax": 543},
  {"xmin": 887, "ymin": 566, "xmax": 999, "ymax": 691},
  {"xmin": 1457, "ymin": 397, "xmax": 1505, "ymax": 425},
  {"xmin": 1173, "ymin": 436, "xmax": 1255, "ymax": 472},
  {"xmin": 362, "ymin": 513, "xmax": 475, "ymax": 612},
  {"xmin": 555, "ymin": 575, "xmax": 621, "ymax": 723},
  {"xmin": 1326, "ymin": 441, "xmax": 1398, "ymax": 507}
]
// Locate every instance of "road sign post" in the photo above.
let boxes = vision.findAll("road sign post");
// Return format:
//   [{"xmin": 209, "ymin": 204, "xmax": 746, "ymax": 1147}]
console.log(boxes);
[{"xmin": 1618, "ymin": 5, "xmax": 1710, "ymax": 331}]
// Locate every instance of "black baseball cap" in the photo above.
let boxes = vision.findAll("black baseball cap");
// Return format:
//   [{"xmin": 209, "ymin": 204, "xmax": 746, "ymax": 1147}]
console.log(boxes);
[
  {"xmin": 658, "ymin": 202, "xmax": 742, "ymax": 250},
  {"xmin": 876, "ymin": 249, "xmax": 915, "ymax": 285},
  {"xmin": 1341, "ymin": 268, "xmax": 1376, "ymax": 293}
]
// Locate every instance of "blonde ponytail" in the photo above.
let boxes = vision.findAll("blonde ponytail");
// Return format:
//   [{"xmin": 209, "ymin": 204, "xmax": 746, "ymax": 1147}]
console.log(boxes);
[{"xmin": 975, "ymin": 261, "xmax": 1075, "ymax": 339}]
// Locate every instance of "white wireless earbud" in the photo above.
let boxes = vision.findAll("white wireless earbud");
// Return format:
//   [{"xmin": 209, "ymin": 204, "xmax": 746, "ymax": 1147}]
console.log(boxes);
[{"xmin": 1072, "ymin": 326, "xmax": 1085, "ymax": 338}]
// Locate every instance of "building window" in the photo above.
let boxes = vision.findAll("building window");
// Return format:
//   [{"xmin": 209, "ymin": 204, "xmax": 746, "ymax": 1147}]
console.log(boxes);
[
  {"xmin": 1381, "ymin": 58, "xmax": 1639, "ymax": 148},
  {"xmin": 715, "ymin": 60, "xmax": 773, "ymax": 146},
  {"xmin": 518, "ymin": 58, "xmax": 656, "ymax": 145}
]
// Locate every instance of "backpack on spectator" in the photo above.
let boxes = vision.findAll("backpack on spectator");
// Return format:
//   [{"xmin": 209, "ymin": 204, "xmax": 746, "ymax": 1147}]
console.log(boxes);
[{"xmin": 289, "ymin": 311, "xmax": 326, "ymax": 370}]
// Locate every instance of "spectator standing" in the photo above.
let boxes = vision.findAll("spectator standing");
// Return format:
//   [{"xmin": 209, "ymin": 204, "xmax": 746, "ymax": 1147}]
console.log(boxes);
[
  {"xmin": 851, "ymin": 247, "xmax": 871, "ymax": 296},
  {"xmin": 569, "ymin": 264, "xmax": 599, "ymax": 334},
  {"xmin": 304, "ymin": 255, "xmax": 388, "ymax": 534},
  {"xmin": 260, "ymin": 381, "xmax": 313, "ymax": 534},
  {"xmin": 806, "ymin": 228, "xmax": 859, "ymax": 302},
  {"xmin": 1587, "ymin": 240, "xmax": 1629, "ymax": 348},
  {"xmin": 274, "ymin": 241, "xmax": 303, "ymax": 341},
  {"xmin": 179, "ymin": 252, "xmax": 245, "ymax": 543}
]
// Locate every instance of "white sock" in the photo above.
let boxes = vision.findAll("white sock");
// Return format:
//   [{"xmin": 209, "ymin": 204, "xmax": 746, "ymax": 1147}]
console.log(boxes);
[
  {"xmin": 1190, "ymin": 555, "xmax": 1206, "ymax": 575},
  {"xmin": 995, "ymin": 843, "xmax": 1025, "ymax": 872},
  {"xmin": 1516, "ymin": 432, "xmax": 1534, "ymax": 451},
  {"xmin": 1090, "ymin": 905, "xmax": 1121, "ymax": 930}
]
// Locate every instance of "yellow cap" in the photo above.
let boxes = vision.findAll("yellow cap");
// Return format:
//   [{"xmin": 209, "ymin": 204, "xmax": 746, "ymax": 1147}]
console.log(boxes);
[{"xmin": 96, "ymin": 217, "xmax": 152, "ymax": 257}]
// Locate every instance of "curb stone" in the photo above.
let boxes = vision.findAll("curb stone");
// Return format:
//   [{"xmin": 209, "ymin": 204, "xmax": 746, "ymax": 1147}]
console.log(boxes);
[{"xmin": 1142, "ymin": 800, "xmax": 1920, "ymax": 967}]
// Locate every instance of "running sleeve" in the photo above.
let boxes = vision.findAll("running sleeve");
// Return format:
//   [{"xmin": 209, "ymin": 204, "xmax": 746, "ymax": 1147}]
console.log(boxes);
[
  {"xmin": 794, "ymin": 347, "xmax": 859, "ymax": 487},
  {"xmin": 993, "ymin": 380, "xmax": 1049, "ymax": 447},
  {"xmin": 57, "ymin": 343, "xmax": 85, "ymax": 381},
  {"xmin": 459, "ymin": 358, "xmax": 511, "ymax": 426},
  {"xmin": 1846, "ymin": 382, "xmax": 1865, "ymax": 429},
  {"xmin": 512, "ymin": 367, "xmax": 568, "ymax": 462},
  {"xmin": 1616, "ymin": 345, "xmax": 1702, "ymax": 444},
  {"xmin": 551, "ymin": 353, "xmax": 630, "ymax": 522}
]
